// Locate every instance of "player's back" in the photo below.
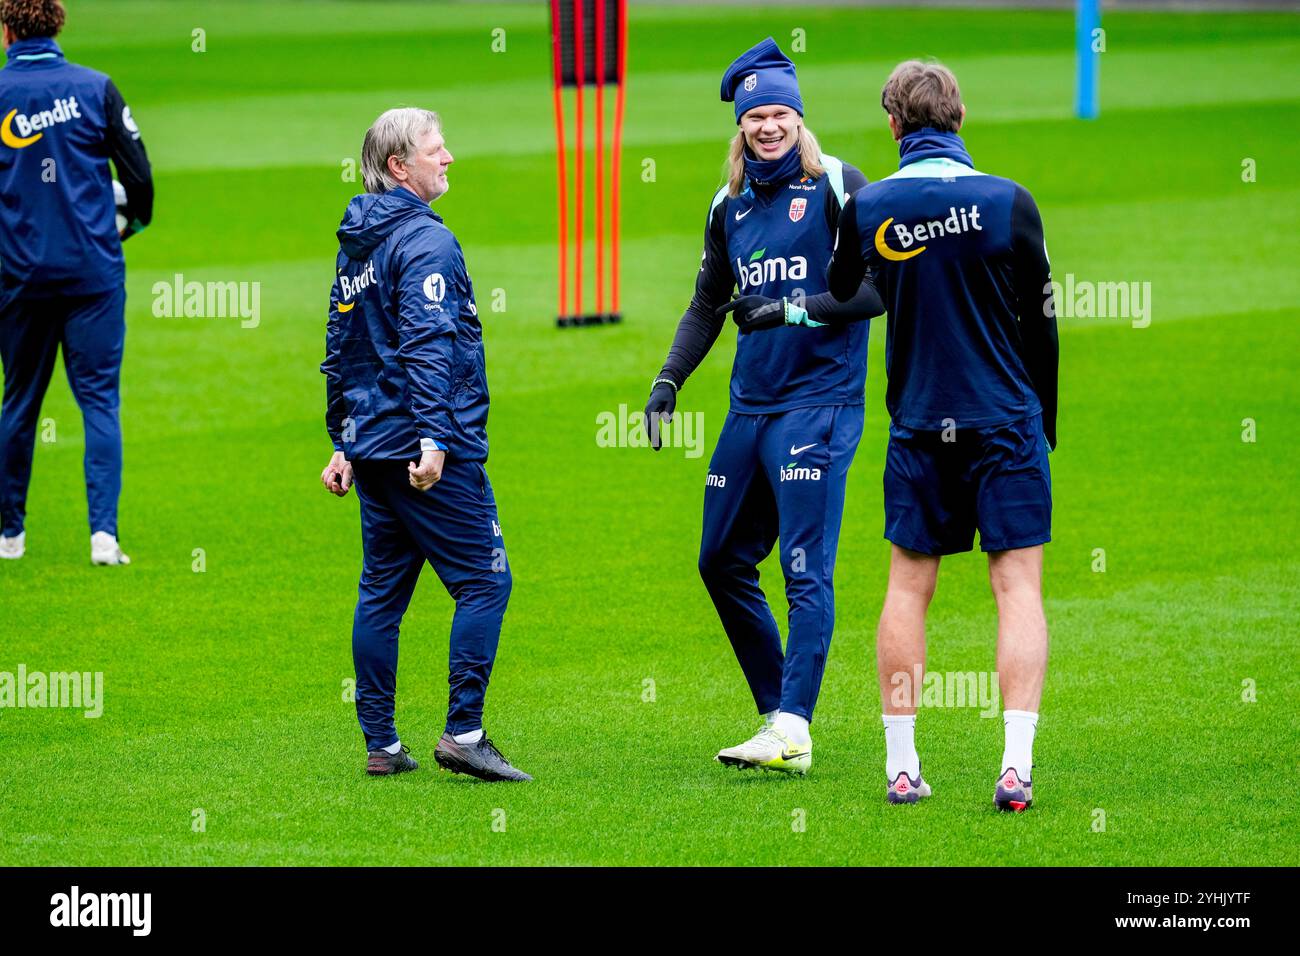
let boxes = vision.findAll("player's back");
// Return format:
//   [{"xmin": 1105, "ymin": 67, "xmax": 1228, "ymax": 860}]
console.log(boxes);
[
  {"xmin": 851, "ymin": 158, "xmax": 1043, "ymax": 432},
  {"xmin": 0, "ymin": 37, "xmax": 121, "ymax": 296}
]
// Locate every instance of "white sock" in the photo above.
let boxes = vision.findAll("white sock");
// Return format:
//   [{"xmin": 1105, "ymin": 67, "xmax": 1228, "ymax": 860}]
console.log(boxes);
[
  {"xmin": 882, "ymin": 714, "xmax": 920, "ymax": 780},
  {"xmin": 760, "ymin": 709, "xmax": 778, "ymax": 727},
  {"xmin": 453, "ymin": 728, "xmax": 484, "ymax": 745},
  {"xmin": 1001, "ymin": 709, "xmax": 1038, "ymax": 781},
  {"xmin": 773, "ymin": 711, "xmax": 810, "ymax": 744},
  {"xmin": 382, "ymin": 740, "xmax": 402, "ymax": 755}
]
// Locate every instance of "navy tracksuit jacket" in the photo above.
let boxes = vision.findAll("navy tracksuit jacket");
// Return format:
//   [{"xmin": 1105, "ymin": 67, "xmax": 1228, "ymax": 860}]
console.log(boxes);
[
  {"xmin": 323, "ymin": 186, "xmax": 509, "ymax": 746},
  {"xmin": 0, "ymin": 36, "xmax": 152, "ymax": 538},
  {"xmin": 827, "ymin": 129, "xmax": 1058, "ymax": 556},
  {"xmin": 827, "ymin": 129, "xmax": 1057, "ymax": 445}
]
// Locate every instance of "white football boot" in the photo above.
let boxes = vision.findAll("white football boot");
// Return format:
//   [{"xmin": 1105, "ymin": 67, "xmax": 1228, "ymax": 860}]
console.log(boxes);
[
  {"xmin": 0, "ymin": 532, "xmax": 25, "ymax": 560},
  {"xmin": 91, "ymin": 531, "xmax": 131, "ymax": 566},
  {"xmin": 716, "ymin": 724, "xmax": 811, "ymax": 776}
]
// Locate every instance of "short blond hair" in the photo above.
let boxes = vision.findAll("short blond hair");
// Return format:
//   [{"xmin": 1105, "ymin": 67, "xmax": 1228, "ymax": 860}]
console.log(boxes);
[{"xmin": 881, "ymin": 60, "xmax": 963, "ymax": 135}]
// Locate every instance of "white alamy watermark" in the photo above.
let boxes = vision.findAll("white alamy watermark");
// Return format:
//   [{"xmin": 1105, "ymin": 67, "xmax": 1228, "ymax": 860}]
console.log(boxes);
[
  {"xmin": 0, "ymin": 665, "xmax": 103, "ymax": 718},
  {"xmin": 1046, "ymin": 274, "xmax": 1151, "ymax": 328},
  {"xmin": 889, "ymin": 666, "xmax": 999, "ymax": 717},
  {"xmin": 597, "ymin": 404, "xmax": 704, "ymax": 459},
  {"xmin": 50, "ymin": 886, "xmax": 151, "ymax": 936},
  {"xmin": 152, "ymin": 273, "xmax": 261, "ymax": 328}
]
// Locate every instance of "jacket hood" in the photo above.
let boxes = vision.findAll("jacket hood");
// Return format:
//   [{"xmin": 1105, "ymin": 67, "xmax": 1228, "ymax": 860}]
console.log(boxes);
[{"xmin": 336, "ymin": 188, "xmax": 440, "ymax": 260}]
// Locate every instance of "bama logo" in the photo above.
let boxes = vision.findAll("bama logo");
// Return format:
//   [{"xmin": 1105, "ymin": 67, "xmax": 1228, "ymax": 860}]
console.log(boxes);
[
  {"xmin": 2, "ymin": 96, "xmax": 82, "ymax": 148},
  {"xmin": 336, "ymin": 259, "xmax": 377, "ymax": 313},
  {"xmin": 779, "ymin": 462, "xmax": 822, "ymax": 482},
  {"xmin": 874, "ymin": 204, "xmax": 983, "ymax": 262},
  {"xmin": 735, "ymin": 248, "xmax": 807, "ymax": 292}
]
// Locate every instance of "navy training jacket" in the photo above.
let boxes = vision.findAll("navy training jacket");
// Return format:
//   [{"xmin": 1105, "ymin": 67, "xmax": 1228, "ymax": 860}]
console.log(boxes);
[
  {"xmin": 323, "ymin": 186, "xmax": 490, "ymax": 463},
  {"xmin": 0, "ymin": 36, "xmax": 153, "ymax": 299}
]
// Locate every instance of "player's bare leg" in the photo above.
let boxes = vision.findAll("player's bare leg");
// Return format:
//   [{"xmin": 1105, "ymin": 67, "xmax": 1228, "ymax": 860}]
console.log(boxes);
[
  {"xmin": 877, "ymin": 544, "xmax": 939, "ymax": 803},
  {"xmin": 989, "ymin": 545, "xmax": 1048, "ymax": 810}
]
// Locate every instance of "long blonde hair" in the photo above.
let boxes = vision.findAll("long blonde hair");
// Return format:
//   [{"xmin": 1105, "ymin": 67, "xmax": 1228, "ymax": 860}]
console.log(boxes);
[{"xmin": 724, "ymin": 124, "xmax": 826, "ymax": 197}]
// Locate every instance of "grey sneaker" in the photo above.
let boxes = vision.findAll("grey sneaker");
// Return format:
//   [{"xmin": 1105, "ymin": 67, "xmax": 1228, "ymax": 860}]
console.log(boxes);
[
  {"xmin": 434, "ymin": 732, "xmax": 532, "ymax": 782},
  {"xmin": 366, "ymin": 745, "xmax": 418, "ymax": 776},
  {"xmin": 993, "ymin": 767, "xmax": 1033, "ymax": 812},
  {"xmin": 886, "ymin": 767, "xmax": 933, "ymax": 804}
]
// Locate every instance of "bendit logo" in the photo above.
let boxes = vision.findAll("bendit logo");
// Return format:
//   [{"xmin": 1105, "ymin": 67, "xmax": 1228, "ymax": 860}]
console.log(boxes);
[
  {"xmin": 2, "ymin": 96, "xmax": 83, "ymax": 148},
  {"xmin": 874, "ymin": 205, "xmax": 983, "ymax": 262},
  {"xmin": 336, "ymin": 259, "xmax": 377, "ymax": 313}
]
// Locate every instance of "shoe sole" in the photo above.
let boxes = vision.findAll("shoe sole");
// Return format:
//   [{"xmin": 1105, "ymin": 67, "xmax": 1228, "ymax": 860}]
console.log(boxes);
[
  {"xmin": 715, "ymin": 753, "xmax": 809, "ymax": 777},
  {"xmin": 366, "ymin": 761, "xmax": 418, "ymax": 776},
  {"xmin": 887, "ymin": 781, "xmax": 932, "ymax": 804},
  {"xmin": 433, "ymin": 749, "xmax": 530, "ymax": 782},
  {"xmin": 994, "ymin": 785, "xmax": 1032, "ymax": 812}
]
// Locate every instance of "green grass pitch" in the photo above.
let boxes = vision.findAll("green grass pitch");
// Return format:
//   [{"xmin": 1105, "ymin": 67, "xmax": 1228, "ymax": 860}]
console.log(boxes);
[{"xmin": 1, "ymin": 1, "xmax": 1297, "ymax": 866}]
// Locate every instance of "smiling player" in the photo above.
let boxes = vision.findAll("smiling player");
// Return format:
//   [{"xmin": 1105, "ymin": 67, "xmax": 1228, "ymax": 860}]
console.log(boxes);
[{"xmin": 643, "ymin": 38, "xmax": 883, "ymax": 775}]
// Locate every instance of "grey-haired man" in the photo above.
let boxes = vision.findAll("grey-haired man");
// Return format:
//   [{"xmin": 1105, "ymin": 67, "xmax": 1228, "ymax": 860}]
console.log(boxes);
[{"xmin": 321, "ymin": 107, "xmax": 530, "ymax": 782}]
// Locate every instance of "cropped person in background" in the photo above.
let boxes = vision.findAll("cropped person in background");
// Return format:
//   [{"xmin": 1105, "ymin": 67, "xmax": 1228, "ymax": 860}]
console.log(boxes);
[{"xmin": 0, "ymin": 0, "xmax": 152, "ymax": 565}]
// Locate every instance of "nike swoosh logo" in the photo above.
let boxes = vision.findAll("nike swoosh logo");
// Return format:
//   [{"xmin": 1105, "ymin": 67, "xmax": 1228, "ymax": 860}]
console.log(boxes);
[
  {"xmin": 790, "ymin": 443, "xmax": 816, "ymax": 455},
  {"xmin": 734, "ymin": 208, "xmax": 752, "ymax": 221},
  {"xmin": 779, "ymin": 750, "xmax": 807, "ymax": 760}
]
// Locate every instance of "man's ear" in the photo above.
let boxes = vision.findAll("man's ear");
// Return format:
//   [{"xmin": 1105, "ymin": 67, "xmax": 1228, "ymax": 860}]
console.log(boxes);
[
  {"xmin": 386, "ymin": 153, "xmax": 407, "ymax": 183},
  {"xmin": 2, "ymin": 24, "xmax": 15, "ymax": 49},
  {"xmin": 956, "ymin": 104, "xmax": 966, "ymax": 132},
  {"xmin": 887, "ymin": 113, "xmax": 902, "ymax": 143}
]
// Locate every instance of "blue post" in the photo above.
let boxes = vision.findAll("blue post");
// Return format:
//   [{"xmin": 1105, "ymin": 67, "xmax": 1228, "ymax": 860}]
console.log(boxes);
[{"xmin": 1076, "ymin": 0, "xmax": 1100, "ymax": 119}]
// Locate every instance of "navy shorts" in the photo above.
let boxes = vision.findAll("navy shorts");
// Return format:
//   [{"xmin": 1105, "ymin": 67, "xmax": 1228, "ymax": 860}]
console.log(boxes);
[{"xmin": 883, "ymin": 413, "xmax": 1052, "ymax": 556}]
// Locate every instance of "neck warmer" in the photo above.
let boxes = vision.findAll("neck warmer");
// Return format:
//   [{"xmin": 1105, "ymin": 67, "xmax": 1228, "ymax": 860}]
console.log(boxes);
[
  {"xmin": 744, "ymin": 141, "xmax": 804, "ymax": 188},
  {"xmin": 897, "ymin": 127, "xmax": 973, "ymax": 169}
]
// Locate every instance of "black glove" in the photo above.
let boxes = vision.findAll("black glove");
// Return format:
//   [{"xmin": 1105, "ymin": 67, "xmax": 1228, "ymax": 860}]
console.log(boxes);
[
  {"xmin": 643, "ymin": 379, "xmax": 677, "ymax": 451},
  {"xmin": 716, "ymin": 294, "xmax": 783, "ymax": 333}
]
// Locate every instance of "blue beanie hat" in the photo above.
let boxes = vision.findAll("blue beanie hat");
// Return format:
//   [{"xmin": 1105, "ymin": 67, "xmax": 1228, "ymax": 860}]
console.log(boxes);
[{"xmin": 720, "ymin": 37, "xmax": 804, "ymax": 124}]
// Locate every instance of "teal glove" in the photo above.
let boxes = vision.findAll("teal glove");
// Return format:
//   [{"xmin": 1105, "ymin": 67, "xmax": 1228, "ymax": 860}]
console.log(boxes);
[
  {"xmin": 718, "ymin": 295, "xmax": 826, "ymax": 332},
  {"xmin": 783, "ymin": 299, "xmax": 826, "ymax": 328}
]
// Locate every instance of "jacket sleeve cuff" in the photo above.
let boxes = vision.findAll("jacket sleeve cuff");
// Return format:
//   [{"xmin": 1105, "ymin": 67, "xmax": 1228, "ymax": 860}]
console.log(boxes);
[{"xmin": 419, "ymin": 438, "xmax": 446, "ymax": 453}]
